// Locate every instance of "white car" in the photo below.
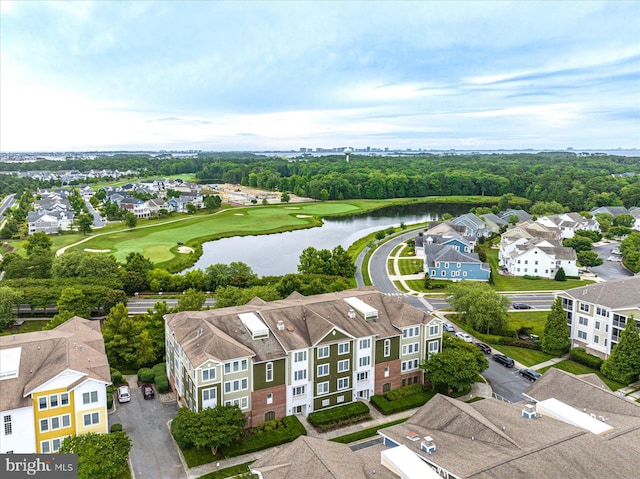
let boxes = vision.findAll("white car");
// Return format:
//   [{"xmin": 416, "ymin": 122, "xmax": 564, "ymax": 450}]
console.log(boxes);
[
  {"xmin": 443, "ymin": 323, "xmax": 455, "ymax": 332},
  {"xmin": 117, "ymin": 386, "xmax": 131, "ymax": 403},
  {"xmin": 455, "ymin": 332, "xmax": 473, "ymax": 343}
]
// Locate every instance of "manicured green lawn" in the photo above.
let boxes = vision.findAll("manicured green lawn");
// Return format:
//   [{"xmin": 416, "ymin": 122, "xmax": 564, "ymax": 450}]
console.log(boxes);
[
  {"xmin": 490, "ymin": 345, "xmax": 557, "ymax": 367},
  {"xmin": 0, "ymin": 320, "xmax": 49, "ymax": 336},
  {"xmin": 393, "ymin": 281, "xmax": 409, "ymax": 292},
  {"xmin": 390, "ymin": 244, "xmax": 404, "ymax": 257},
  {"xmin": 398, "ymin": 258, "xmax": 423, "ymax": 275},
  {"xmin": 330, "ymin": 418, "xmax": 408, "ymax": 444},
  {"xmin": 536, "ymin": 360, "xmax": 625, "ymax": 391},
  {"xmin": 198, "ymin": 461, "xmax": 256, "ymax": 479},
  {"xmin": 387, "ymin": 258, "xmax": 396, "ymax": 275},
  {"xmin": 506, "ymin": 311, "xmax": 549, "ymax": 337}
]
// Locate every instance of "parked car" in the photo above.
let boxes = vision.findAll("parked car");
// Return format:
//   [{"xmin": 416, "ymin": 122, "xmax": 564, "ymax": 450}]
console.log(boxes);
[
  {"xmin": 475, "ymin": 342, "xmax": 492, "ymax": 354},
  {"xmin": 519, "ymin": 369, "xmax": 542, "ymax": 381},
  {"xmin": 443, "ymin": 323, "xmax": 455, "ymax": 333},
  {"xmin": 455, "ymin": 332, "xmax": 473, "ymax": 343},
  {"xmin": 493, "ymin": 354, "xmax": 515, "ymax": 368},
  {"xmin": 141, "ymin": 384, "xmax": 155, "ymax": 400},
  {"xmin": 117, "ymin": 386, "xmax": 131, "ymax": 403},
  {"xmin": 512, "ymin": 303, "xmax": 532, "ymax": 309}
]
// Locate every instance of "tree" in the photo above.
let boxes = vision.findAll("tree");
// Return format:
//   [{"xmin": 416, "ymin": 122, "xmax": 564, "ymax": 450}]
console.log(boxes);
[
  {"xmin": 52, "ymin": 251, "xmax": 119, "ymax": 279},
  {"xmin": 101, "ymin": 289, "xmax": 128, "ymax": 315},
  {"xmin": 142, "ymin": 300, "xmax": 170, "ymax": 361},
  {"xmin": 280, "ymin": 191, "xmax": 290, "ymax": 203},
  {"xmin": 448, "ymin": 282, "xmax": 509, "ymax": 334},
  {"xmin": 574, "ymin": 229, "xmax": 602, "ymax": 243},
  {"xmin": 57, "ymin": 287, "xmax": 92, "ymax": 317},
  {"xmin": 204, "ymin": 194, "xmax": 222, "ymax": 210},
  {"xmin": 542, "ymin": 298, "xmax": 570, "ymax": 355},
  {"xmin": 77, "ymin": 213, "xmax": 93, "ymax": 235},
  {"xmin": 125, "ymin": 212, "xmax": 137, "ymax": 228},
  {"xmin": 124, "ymin": 252, "xmax": 154, "ymax": 275},
  {"xmin": 620, "ymin": 232, "xmax": 640, "ymax": 273},
  {"xmin": 186, "ymin": 203, "xmax": 197, "ymax": 214},
  {"xmin": 576, "ymin": 250, "xmax": 603, "ymax": 267},
  {"xmin": 175, "ymin": 288, "xmax": 206, "ymax": 312},
  {"xmin": 507, "ymin": 214, "xmax": 519, "ymax": 225},
  {"xmin": 422, "ymin": 347, "xmax": 482, "ymax": 395},
  {"xmin": 424, "ymin": 273, "xmax": 432, "ymax": 290},
  {"xmin": 563, "ymin": 235, "xmax": 593, "ymax": 253},
  {"xmin": 58, "ymin": 432, "xmax": 131, "ymax": 479},
  {"xmin": 614, "ymin": 213, "xmax": 634, "ymax": 228},
  {"xmin": 595, "ymin": 212, "xmax": 613, "ymax": 234},
  {"xmin": 25, "ymin": 232, "xmax": 52, "ymax": 256},
  {"xmin": 171, "ymin": 405, "xmax": 246, "ymax": 455},
  {"xmin": 44, "ymin": 310, "xmax": 75, "ymax": 330},
  {"xmin": 601, "ymin": 316, "xmax": 640, "ymax": 384},
  {"xmin": 554, "ymin": 267, "xmax": 566, "ymax": 281},
  {"xmin": 0, "ymin": 286, "xmax": 23, "ymax": 332},
  {"xmin": 319, "ymin": 189, "xmax": 329, "ymax": 201},
  {"xmin": 102, "ymin": 303, "xmax": 156, "ymax": 369}
]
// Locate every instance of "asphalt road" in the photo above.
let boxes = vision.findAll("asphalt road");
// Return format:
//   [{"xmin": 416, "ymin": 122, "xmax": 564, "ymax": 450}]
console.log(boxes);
[
  {"xmin": 110, "ymin": 379, "xmax": 186, "ymax": 479},
  {"xmin": 590, "ymin": 241, "xmax": 633, "ymax": 281},
  {"xmin": 84, "ymin": 198, "xmax": 106, "ymax": 228}
]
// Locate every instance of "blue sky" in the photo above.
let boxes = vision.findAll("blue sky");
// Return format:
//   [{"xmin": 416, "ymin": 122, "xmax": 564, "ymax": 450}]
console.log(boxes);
[{"xmin": 1, "ymin": 1, "xmax": 639, "ymax": 151}]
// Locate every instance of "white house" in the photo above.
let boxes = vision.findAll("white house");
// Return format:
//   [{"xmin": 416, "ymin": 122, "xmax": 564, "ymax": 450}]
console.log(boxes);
[
  {"xmin": 503, "ymin": 238, "xmax": 578, "ymax": 279},
  {"xmin": 536, "ymin": 212, "xmax": 599, "ymax": 239}
]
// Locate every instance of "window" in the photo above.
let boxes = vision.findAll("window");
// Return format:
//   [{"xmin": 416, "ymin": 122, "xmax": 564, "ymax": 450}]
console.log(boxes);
[
  {"xmin": 359, "ymin": 356, "xmax": 371, "ymax": 367},
  {"xmin": 429, "ymin": 325, "xmax": 439, "ymax": 336},
  {"xmin": 359, "ymin": 338, "xmax": 371, "ymax": 349},
  {"xmin": 317, "ymin": 346, "xmax": 329, "ymax": 359},
  {"xmin": 294, "ymin": 351, "xmax": 307, "ymax": 362},
  {"xmin": 322, "ymin": 399, "xmax": 330, "ymax": 407},
  {"xmin": 203, "ymin": 388, "xmax": 216, "ymax": 402},
  {"xmin": 62, "ymin": 415, "xmax": 70, "ymax": 428},
  {"xmin": 594, "ymin": 335, "xmax": 600, "ymax": 344},
  {"xmin": 337, "ymin": 377, "xmax": 349, "ymax": 390},
  {"xmin": 50, "ymin": 395, "xmax": 58, "ymax": 408},
  {"xmin": 382, "ymin": 383, "xmax": 391, "ymax": 393},
  {"xmin": 51, "ymin": 417, "xmax": 60, "ymax": 430},
  {"xmin": 39, "ymin": 397, "xmax": 47, "ymax": 410},
  {"xmin": 578, "ymin": 330, "xmax": 588, "ymax": 341},
  {"xmin": 579, "ymin": 317, "xmax": 589, "ymax": 326},
  {"xmin": 41, "ymin": 441, "xmax": 50, "ymax": 454},
  {"xmin": 384, "ymin": 367, "xmax": 389, "ymax": 378},
  {"xmin": 338, "ymin": 359, "xmax": 349, "ymax": 372},
  {"xmin": 317, "ymin": 364, "xmax": 329, "ymax": 377},
  {"xmin": 317, "ymin": 382, "xmax": 329, "ymax": 395},
  {"xmin": 266, "ymin": 393, "xmax": 273, "ymax": 405},
  {"xmin": 402, "ymin": 342, "xmax": 419, "ymax": 356},
  {"xmin": 40, "ymin": 419, "xmax": 49, "ymax": 432},
  {"xmin": 357, "ymin": 371, "xmax": 369, "ymax": 381},
  {"xmin": 428, "ymin": 340, "xmax": 439, "ymax": 355},
  {"xmin": 266, "ymin": 362, "xmax": 273, "ymax": 382},
  {"xmin": 82, "ymin": 391, "xmax": 98, "ymax": 405},
  {"xmin": 60, "ymin": 393, "xmax": 69, "ymax": 406},
  {"xmin": 265, "ymin": 411, "xmax": 276, "ymax": 422},
  {"xmin": 293, "ymin": 385, "xmax": 305, "ymax": 396},
  {"xmin": 294, "ymin": 369, "xmax": 307, "ymax": 381},
  {"xmin": 383, "ymin": 339, "xmax": 390, "ymax": 357},
  {"xmin": 579, "ymin": 303, "xmax": 590, "ymax": 313},
  {"xmin": 52, "ymin": 438, "xmax": 61, "ymax": 452},
  {"xmin": 225, "ymin": 379, "xmax": 248, "ymax": 393},
  {"xmin": 4, "ymin": 415, "xmax": 12, "ymax": 436},
  {"xmin": 83, "ymin": 412, "xmax": 100, "ymax": 426},
  {"xmin": 338, "ymin": 342, "xmax": 350, "ymax": 355},
  {"xmin": 595, "ymin": 321, "xmax": 601, "ymax": 330},
  {"xmin": 225, "ymin": 359, "xmax": 248, "ymax": 374},
  {"xmin": 203, "ymin": 368, "xmax": 216, "ymax": 381}
]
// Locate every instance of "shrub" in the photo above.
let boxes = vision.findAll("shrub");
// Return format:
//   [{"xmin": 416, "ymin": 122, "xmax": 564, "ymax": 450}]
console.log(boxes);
[
  {"xmin": 371, "ymin": 389, "xmax": 436, "ymax": 415},
  {"xmin": 384, "ymin": 384, "xmax": 424, "ymax": 401},
  {"xmin": 138, "ymin": 367, "xmax": 155, "ymax": 383},
  {"xmin": 570, "ymin": 347, "xmax": 603, "ymax": 370},
  {"xmin": 308, "ymin": 402, "xmax": 370, "ymax": 427},
  {"xmin": 106, "ymin": 391, "xmax": 113, "ymax": 409},
  {"xmin": 221, "ymin": 415, "xmax": 306, "ymax": 458},
  {"xmin": 152, "ymin": 363, "xmax": 166, "ymax": 374},
  {"xmin": 155, "ymin": 373, "xmax": 169, "ymax": 392},
  {"xmin": 495, "ymin": 336, "xmax": 541, "ymax": 350},
  {"xmin": 110, "ymin": 423, "xmax": 123, "ymax": 432},
  {"xmin": 110, "ymin": 369, "xmax": 123, "ymax": 386}
]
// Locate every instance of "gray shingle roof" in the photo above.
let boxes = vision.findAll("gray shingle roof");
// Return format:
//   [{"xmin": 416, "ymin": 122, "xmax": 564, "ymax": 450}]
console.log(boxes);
[{"xmin": 560, "ymin": 277, "xmax": 640, "ymax": 309}]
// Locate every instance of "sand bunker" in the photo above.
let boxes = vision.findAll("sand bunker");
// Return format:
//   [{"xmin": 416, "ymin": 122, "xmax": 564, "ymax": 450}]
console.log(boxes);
[
  {"xmin": 234, "ymin": 213, "xmax": 244, "ymax": 216},
  {"xmin": 84, "ymin": 248, "xmax": 111, "ymax": 253},
  {"xmin": 178, "ymin": 246, "xmax": 195, "ymax": 254},
  {"xmin": 284, "ymin": 207, "xmax": 300, "ymax": 209},
  {"xmin": 296, "ymin": 214, "xmax": 312, "ymax": 218}
]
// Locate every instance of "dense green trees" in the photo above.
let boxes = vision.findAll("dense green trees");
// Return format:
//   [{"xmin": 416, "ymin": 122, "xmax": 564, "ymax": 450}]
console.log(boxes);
[
  {"xmin": 620, "ymin": 232, "xmax": 640, "ymax": 273},
  {"xmin": 297, "ymin": 246, "xmax": 356, "ymax": 277},
  {"xmin": 59, "ymin": 432, "xmax": 131, "ymax": 479},
  {"xmin": 601, "ymin": 317, "xmax": 640, "ymax": 384},
  {"xmin": 102, "ymin": 303, "xmax": 156, "ymax": 369},
  {"xmin": 0, "ymin": 286, "xmax": 23, "ymax": 331},
  {"xmin": 448, "ymin": 282, "xmax": 509, "ymax": 334},
  {"xmin": 542, "ymin": 298, "xmax": 571, "ymax": 355},
  {"xmin": 171, "ymin": 405, "xmax": 246, "ymax": 455}
]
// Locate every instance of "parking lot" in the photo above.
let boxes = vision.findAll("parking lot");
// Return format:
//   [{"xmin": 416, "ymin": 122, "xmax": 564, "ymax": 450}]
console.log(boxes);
[
  {"xmin": 590, "ymin": 241, "xmax": 634, "ymax": 281},
  {"xmin": 109, "ymin": 377, "xmax": 186, "ymax": 479}
]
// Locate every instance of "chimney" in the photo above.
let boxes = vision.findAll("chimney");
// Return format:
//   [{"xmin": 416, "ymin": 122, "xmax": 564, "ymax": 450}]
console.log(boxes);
[
  {"xmin": 277, "ymin": 320, "xmax": 285, "ymax": 331},
  {"xmin": 522, "ymin": 403, "xmax": 536, "ymax": 419},
  {"xmin": 348, "ymin": 309, "xmax": 356, "ymax": 319}
]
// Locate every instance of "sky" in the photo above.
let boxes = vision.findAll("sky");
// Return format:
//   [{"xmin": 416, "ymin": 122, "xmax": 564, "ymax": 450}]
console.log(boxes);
[{"xmin": 1, "ymin": 1, "xmax": 639, "ymax": 152}]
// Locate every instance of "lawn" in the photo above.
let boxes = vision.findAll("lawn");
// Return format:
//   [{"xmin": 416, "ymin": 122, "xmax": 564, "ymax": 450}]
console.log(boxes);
[
  {"xmin": 198, "ymin": 462, "xmax": 256, "ymax": 479},
  {"xmin": 506, "ymin": 311, "xmax": 549, "ymax": 337},
  {"xmin": 330, "ymin": 418, "xmax": 408, "ymax": 444},
  {"xmin": 490, "ymin": 345, "xmax": 556, "ymax": 367},
  {"xmin": 387, "ymin": 258, "xmax": 396, "ymax": 275},
  {"xmin": 536, "ymin": 360, "xmax": 625, "ymax": 391},
  {"xmin": 0, "ymin": 320, "xmax": 49, "ymax": 336},
  {"xmin": 398, "ymin": 258, "xmax": 423, "ymax": 275}
]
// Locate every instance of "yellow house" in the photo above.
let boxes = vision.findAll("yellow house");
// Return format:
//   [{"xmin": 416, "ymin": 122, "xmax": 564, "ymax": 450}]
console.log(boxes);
[{"xmin": 0, "ymin": 317, "xmax": 111, "ymax": 453}]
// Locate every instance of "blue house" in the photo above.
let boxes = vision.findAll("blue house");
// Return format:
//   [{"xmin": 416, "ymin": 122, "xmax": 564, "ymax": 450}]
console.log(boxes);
[
  {"xmin": 423, "ymin": 244, "xmax": 490, "ymax": 281},
  {"xmin": 451, "ymin": 213, "xmax": 491, "ymax": 238}
]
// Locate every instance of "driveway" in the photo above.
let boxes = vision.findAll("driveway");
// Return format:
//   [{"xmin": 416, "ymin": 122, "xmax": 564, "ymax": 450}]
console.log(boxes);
[
  {"xmin": 110, "ymin": 377, "xmax": 186, "ymax": 479},
  {"xmin": 590, "ymin": 241, "xmax": 634, "ymax": 281}
]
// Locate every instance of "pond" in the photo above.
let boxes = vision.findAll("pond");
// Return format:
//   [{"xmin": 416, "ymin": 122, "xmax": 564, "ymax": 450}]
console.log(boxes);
[{"xmin": 190, "ymin": 202, "xmax": 483, "ymax": 276}]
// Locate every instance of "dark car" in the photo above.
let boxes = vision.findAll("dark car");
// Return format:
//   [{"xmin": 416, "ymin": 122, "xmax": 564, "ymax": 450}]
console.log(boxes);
[
  {"xmin": 475, "ymin": 343, "xmax": 492, "ymax": 354},
  {"xmin": 519, "ymin": 369, "xmax": 541, "ymax": 381},
  {"xmin": 512, "ymin": 303, "xmax": 532, "ymax": 309},
  {"xmin": 493, "ymin": 354, "xmax": 515, "ymax": 368},
  {"xmin": 142, "ymin": 384, "xmax": 155, "ymax": 400}
]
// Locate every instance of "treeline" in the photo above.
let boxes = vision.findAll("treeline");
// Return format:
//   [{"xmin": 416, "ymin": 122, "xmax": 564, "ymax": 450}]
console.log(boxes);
[{"xmin": 3, "ymin": 152, "xmax": 638, "ymax": 211}]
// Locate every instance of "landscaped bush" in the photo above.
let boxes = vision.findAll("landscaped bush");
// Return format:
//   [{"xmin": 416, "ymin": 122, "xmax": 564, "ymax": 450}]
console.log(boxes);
[
  {"xmin": 384, "ymin": 384, "xmax": 424, "ymax": 401},
  {"xmin": 155, "ymin": 373, "xmax": 169, "ymax": 393},
  {"xmin": 110, "ymin": 423, "xmax": 123, "ymax": 432},
  {"xmin": 110, "ymin": 369, "xmax": 124, "ymax": 386},
  {"xmin": 106, "ymin": 385, "xmax": 114, "ymax": 409},
  {"xmin": 220, "ymin": 415, "xmax": 306, "ymax": 458},
  {"xmin": 308, "ymin": 401, "xmax": 370, "ymax": 427},
  {"xmin": 570, "ymin": 347, "xmax": 603, "ymax": 369},
  {"xmin": 371, "ymin": 389, "xmax": 437, "ymax": 415},
  {"xmin": 151, "ymin": 363, "xmax": 166, "ymax": 375},
  {"xmin": 495, "ymin": 336, "xmax": 541, "ymax": 350},
  {"xmin": 138, "ymin": 367, "xmax": 155, "ymax": 383}
]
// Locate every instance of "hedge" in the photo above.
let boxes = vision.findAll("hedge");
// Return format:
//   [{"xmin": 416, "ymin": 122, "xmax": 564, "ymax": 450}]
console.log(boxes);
[
  {"xmin": 155, "ymin": 373, "xmax": 169, "ymax": 393},
  {"xmin": 110, "ymin": 423, "xmax": 123, "ymax": 432},
  {"xmin": 111, "ymin": 369, "xmax": 124, "ymax": 386},
  {"xmin": 570, "ymin": 347, "xmax": 603, "ymax": 369},
  {"xmin": 152, "ymin": 363, "xmax": 166, "ymax": 374},
  {"xmin": 138, "ymin": 367, "xmax": 155, "ymax": 383},
  {"xmin": 221, "ymin": 415, "xmax": 306, "ymax": 458},
  {"xmin": 371, "ymin": 389, "xmax": 437, "ymax": 415},
  {"xmin": 384, "ymin": 384, "xmax": 424, "ymax": 401},
  {"xmin": 307, "ymin": 401, "xmax": 370, "ymax": 427},
  {"xmin": 495, "ymin": 337, "xmax": 541, "ymax": 350}
]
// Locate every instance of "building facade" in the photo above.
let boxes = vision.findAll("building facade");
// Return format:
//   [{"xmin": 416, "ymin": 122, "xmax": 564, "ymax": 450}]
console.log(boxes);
[
  {"xmin": 0, "ymin": 317, "xmax": 111, "ymax": 454},
  {"xmin": 164, "ymin": 288, "xmax": 442, "ymax": 427},
  {"xmin": 557, "ymin": 277, "xmax": 640, "ymax": 359}
]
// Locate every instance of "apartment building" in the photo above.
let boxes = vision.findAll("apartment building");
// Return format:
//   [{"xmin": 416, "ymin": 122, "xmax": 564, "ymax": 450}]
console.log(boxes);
[
  {"xmin": 557, "ymin": 277, "xmax": 640, "ymax": 359},
  {"xmin": 0, "ymin": 317, "xmax": 111, "ymax": 454},
  {"xmin": 164, "ymin": 288, "xmax": 442, "ymax": 427}
]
